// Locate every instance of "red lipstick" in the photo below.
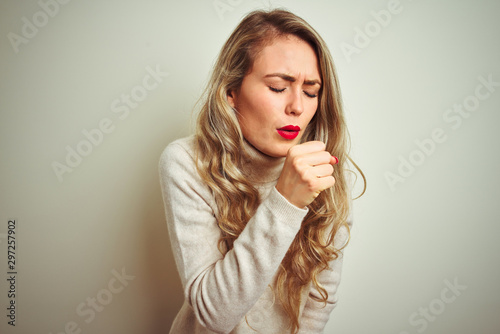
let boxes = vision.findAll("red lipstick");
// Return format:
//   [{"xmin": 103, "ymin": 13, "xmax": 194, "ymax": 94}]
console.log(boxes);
[{"xmin": 277, "ymin": 125, "xmax": 300, "ymax": 140}]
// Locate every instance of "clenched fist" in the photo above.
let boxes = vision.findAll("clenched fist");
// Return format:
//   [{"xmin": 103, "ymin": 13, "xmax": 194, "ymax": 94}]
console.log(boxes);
[{"xmin": 275, "ymin": 141, "xmax": 337, "ymax": 209}]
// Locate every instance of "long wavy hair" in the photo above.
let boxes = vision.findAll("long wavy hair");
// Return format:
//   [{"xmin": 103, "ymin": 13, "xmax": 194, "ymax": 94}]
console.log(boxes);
[{"xmin": 194, "ymin": 8, "xmax": 365, "ymax": 333}]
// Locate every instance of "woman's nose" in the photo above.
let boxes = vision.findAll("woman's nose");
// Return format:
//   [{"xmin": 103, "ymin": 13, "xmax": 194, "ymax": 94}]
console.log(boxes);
[{"xmin": 285, "ymin": 88, "xmax": 304, "ymax": 116}]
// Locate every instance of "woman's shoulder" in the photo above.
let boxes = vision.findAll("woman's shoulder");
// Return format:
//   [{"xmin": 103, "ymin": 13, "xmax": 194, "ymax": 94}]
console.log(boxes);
[
  {"xmin": 158, "ymin": 134, "xmax": 216, "ymax": 208},
  {"xmin": 159, "ymin": 135, "xmax": 196, "ymax": 163},
  {"xmin": 158, "ymin": 135, "xmax": 199, "ymax": 178}
]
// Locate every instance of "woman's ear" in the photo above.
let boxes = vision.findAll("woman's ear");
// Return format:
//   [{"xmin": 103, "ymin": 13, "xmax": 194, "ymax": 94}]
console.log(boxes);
[{"xmin": 227, "ymin": 89, "xmax": 237, "ymax": 109}]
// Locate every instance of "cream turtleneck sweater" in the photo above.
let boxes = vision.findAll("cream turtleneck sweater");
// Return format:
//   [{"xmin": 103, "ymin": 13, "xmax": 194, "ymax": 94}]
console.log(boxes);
[{"xmin": 158, "ymin": 135, "xmax": 351, "ymax": 334}]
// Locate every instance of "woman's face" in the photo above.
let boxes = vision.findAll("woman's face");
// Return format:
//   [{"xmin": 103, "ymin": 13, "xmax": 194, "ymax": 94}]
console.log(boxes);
[{"xmin": 228, "ymin": 35, "xmax": 321, "ymax": 158}]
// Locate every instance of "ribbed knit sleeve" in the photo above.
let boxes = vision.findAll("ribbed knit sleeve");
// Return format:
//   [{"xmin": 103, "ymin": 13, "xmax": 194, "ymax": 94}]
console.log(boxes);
[{"xmin": 159, "ymin": 138, "xmax": 309, "ymax": 334}]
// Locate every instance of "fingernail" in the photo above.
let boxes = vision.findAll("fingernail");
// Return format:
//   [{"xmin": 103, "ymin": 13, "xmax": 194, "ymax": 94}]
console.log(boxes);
[{"xmin": 332, "ymin": 155, "xmax": 339, "ymax": 164}]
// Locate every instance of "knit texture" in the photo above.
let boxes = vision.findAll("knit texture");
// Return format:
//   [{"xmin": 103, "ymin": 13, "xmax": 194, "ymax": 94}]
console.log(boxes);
[{"xmin": 158, "ymin": 135, "xmax": 351, "ymax": 334}]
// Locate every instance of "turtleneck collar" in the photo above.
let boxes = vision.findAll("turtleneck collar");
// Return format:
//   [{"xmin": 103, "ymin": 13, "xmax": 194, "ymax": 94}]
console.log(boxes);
[{"xmin": 240, "ymin": 138, "xmax": 285, "ymax": 184}]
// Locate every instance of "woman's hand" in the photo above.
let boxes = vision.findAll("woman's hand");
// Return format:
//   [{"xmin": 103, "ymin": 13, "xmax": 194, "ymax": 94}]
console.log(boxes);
[{"xmin": 275, "ymin": 141, "xmax": 337, "ymax": 209}]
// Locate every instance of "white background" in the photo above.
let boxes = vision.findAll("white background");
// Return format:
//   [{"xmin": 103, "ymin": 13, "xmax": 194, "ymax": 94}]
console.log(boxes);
[{"xmin": 1, "ymin": 0, "xmax": 499, "ymax": 333}]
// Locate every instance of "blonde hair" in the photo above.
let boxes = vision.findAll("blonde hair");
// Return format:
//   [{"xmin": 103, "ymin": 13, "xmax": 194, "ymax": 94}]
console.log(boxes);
[{"xmin": 194, "ymin": 8, "xmax": 365, "ymax": 333}]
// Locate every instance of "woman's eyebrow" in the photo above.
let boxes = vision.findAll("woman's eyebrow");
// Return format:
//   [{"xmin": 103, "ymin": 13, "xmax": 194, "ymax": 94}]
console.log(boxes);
[{"xmin": 264, "ymin": 73, "xmax": 321, "ymax": 86}]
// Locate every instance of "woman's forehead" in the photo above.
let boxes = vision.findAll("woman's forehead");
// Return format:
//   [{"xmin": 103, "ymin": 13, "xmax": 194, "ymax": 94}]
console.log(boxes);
[{"xmin": 249, "ymin": 36, "xmax": 320, "ymax": 81}]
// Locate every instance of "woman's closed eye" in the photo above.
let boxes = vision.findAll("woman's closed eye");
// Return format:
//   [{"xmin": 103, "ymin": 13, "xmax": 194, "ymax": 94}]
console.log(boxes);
[
  {"xmin": 268, "ymin": 86, "xmax": 318, "ymax": 98},
  {"xmin": 269, "ymin": 86, "xmax": 286, "ymax": 93}
]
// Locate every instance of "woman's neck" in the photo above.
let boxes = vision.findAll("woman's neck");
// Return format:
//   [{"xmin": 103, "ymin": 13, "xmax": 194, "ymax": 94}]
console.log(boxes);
[{"xmin": 240, "ymin": 138, "xmax": 285, "ymax": 184}]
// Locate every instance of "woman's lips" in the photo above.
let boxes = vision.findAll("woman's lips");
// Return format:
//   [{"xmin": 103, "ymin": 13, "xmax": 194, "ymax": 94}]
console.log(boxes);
[{"xmin": 277, "ymin": 125, "xmax": 300, "ymax": 140}]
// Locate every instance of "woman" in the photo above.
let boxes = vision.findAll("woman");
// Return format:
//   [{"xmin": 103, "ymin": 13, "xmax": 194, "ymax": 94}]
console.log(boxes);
[{"xmin": 159, "ymin": 8, "xmax": 365, "ymax": 334}]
